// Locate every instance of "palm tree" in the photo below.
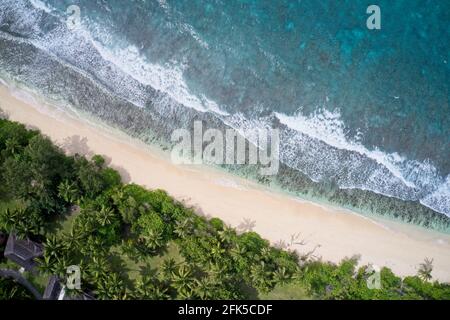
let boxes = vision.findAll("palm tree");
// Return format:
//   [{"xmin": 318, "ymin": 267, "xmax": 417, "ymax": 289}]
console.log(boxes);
[
  {"xmin": 259, "ymin": 247, "xmax": 272, "ymax": 262},
  {"xmin": 194, "ymin": 277, "xmax": 216, "ymax": 300},
  {"xmin": 177, "ymin": 287, "xmax": 195, "ymax": 300},
  {"xmin": 273, "ymin": 267, "xmax": 290, "ymax": 285},
  {"xmin": 53, "ymin": 256, "xmax": 69, "ymax": 278},
  {"xmin": 78, "ymin": 259, "xmax": 90, "ymax": 286},
  {"xmin": 151, "ymin": 286, "xmax": 170, "ymax": 300},
  {"xmin": 5, "ymin": 137, "xmax": 21, "ymax": 156},
  {"xmin": 1, "ymin": 208, "xmax": 16, "ymax": 230},
  {"xmin": 111, "ymin": 188, "xmax": 125, "ymax": 204},
  {"xmin": 88, "ymin": 255, "xmax": 109, "ymax": 283},
  {"xmin": 81, "ymin": 235, "xmax": 107, "ymax": 257},
  {"xmin": 16, "ymin": 219, "xmax": 36, "ymax": 238},
  {"xmin": 120, "ymin": 239, "xmax": 137, "ymax": 259},
  {"xmin": 97, "ymin": 205, "xmax": 115, "ymax": 226},
  {"xmin": 159, "ymin": 258, "xmax": 178, "ymax": 281},
  {"xmin": 210, "ymin": 240, "xmax": 225, "ymax": 260},
  {"xmin": 174, "ymin": 218, "xmax": 193, "ymax": 238},
  {"xmin": 171, "ymin": 264, "xmax": 194, "ymax": 294},
  {"xmin": 206, "ymin": 262, "xmax": 228, "ymax": 282},
  {"xmin": 142, "ymin": 229, "xmax": 164, "ymax": 251},
  {"xmin": 134, "ymin": 276, "xmax": 169, "ymax": 300},
  {"xmin": 418, "ymin": 258, "xmax": 433, "ymax": 282},
  {"xmin": 44, "ymin": 236, "xmax": 64, "ymax": 259},
  {"xmin": 95, "ymin": 280, "xmax": 110, "ymax": 300},
  {"xmin": 250, "ymin": 261, "xmax": 272, "ymax": 292},
  {"xmin": 106, "ymin": 273, "xmax": 126, "ymax": 300},
  {"xmin": 58, "ymin": 180, "xmax": 79, "ymax": 203},
  {"xmin": 95, "ymin": 274, "xmax": 125, "ymax": 300},
  {"xmin": 62, "ymin": 229, "xmax": 82, "ymax": 251},
  {"xmin": 134, "ymin": 276, "xmax": 152, "ymax": 299},
  {"xmin": 2, "ymin": 208, "xmax": 41, "ymax": 238},
  {"xmin": 218, "ymin": 225, "xmax": 235, "ymax": 244},
  {"xmin": 37, "ymin": 254, "xmax": 56, "ymax": 275},
  {"xmin": 230, "ymin": 243, "xmax": 247, "ymax": 261},
  {"xmin": 120, "ymin": 196, "xmax": 139, "ymax": 223}
]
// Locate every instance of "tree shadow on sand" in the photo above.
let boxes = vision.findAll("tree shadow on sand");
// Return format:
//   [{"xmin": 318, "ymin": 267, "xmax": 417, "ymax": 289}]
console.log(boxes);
[
  {"xmin": 61, "ymin": 135, "xmax": 132, "ymax": 183},
  {"xmin": 0, "ymin": 107, "xmax": 9, "ymax": 119},
  {"xmin": 110, "ymin": 164, "xmax": 132, "ymax": 183},
  {"xmin": 61, "ymin": 135, "xmax": 93, "ymax": 158},
  {"xmin": 101, "ymin": 155, "xmax": 132, "ymax": 183}
]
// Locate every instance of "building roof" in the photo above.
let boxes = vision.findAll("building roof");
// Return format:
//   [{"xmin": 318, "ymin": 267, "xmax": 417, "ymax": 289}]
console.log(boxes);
[
  {"xmin": 43, "ymin": 275, "xmax": 62, "ymax": 300},
  {"xmin": 4, "ymin": 233, "xmax": 44, "ymax": 271}
]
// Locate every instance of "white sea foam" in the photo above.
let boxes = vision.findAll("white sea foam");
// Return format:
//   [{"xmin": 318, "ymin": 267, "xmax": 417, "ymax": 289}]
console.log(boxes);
[
  {"xmin": 421, "ymin": 176, "xmax": 450, "ymax": 217},
  {"xmin": 274, "ymin": 109, "xmax": 416, "ymax": 189},
  {"xmin": 91, "ymin": 42, "xmax": 226, "ymax": 115},
  {"xmin": 29, "ymin": 0, "xmax": 53, "ymax": 13},
  {"xmin": 275, "ymin": 109, "xmax": 449, "ymax": 216},
  {"xmin": 71, "ymin": 20, "xmax": 225, "ymax": 114},
  {"xmin": 223, "ymin": 109, "xmax": 449, "ymax": 217},
  {"xmin": 215, "ymin": 178, "xmax": 247, "ymax": 190},
  {"xmin": 11, "ymin": 0, "xmax": 227, "ymax": 116}
]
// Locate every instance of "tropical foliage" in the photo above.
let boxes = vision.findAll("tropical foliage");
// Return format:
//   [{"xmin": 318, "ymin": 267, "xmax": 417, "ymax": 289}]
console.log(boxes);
[
  {"xmin": 0, "ymin": 118, "xmax": 449, "ymax": 300},
  {"xmin": 0, "ymin": 278, "xmax": 34, "ymax": 300}
]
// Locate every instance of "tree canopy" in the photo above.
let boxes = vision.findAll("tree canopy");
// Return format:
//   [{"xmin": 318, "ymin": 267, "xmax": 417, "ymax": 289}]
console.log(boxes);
[{"xmin": 0, "ymin": 118, "xmax": 449, "ymax": 300}]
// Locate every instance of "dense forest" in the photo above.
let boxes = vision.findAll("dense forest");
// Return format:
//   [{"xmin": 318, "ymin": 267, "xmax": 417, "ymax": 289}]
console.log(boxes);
[{"xmin": 0, "ymin": 115, "xmax": 449, "ymax": 300}]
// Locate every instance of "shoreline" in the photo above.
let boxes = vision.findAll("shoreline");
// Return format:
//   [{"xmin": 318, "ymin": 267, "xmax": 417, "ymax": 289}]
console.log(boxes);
[{"xmin": 1, "ymin": 84, "xmax": 450, "ymax": 282}]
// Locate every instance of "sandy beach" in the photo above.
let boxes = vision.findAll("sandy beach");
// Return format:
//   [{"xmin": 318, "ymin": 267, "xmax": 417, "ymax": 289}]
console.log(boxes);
[{"xmin": 1, "ymin": 84, "xmax": 449, "ymax": 282}]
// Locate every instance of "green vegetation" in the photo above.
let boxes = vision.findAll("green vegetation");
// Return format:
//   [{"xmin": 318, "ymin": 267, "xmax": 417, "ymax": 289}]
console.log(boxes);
[
  {"xmin": 0, "ymin": 277, "xmax": 34, "ymax": 300},
  {"xmin": 0, "ymin": 118, "xmax": 449, "ymax": 300}
]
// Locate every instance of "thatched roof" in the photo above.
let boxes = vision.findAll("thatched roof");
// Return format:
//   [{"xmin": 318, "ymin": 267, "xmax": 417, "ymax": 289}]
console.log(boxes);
[
  {"xmin": 43, "ymin": 275, "xmax": 62, "ymax": 300},
  {"xmin": 4, "ymin": 233, "xmax": 44, "ymax": 271}
]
